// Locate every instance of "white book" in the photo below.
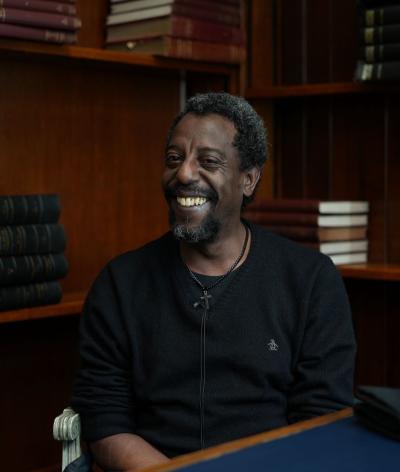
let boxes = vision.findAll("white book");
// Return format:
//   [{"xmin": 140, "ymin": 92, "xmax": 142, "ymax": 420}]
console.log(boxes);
[
  {"xmin": 318, "ymin": 240, "xmax": 368, "ymax": 255},
  {"xmin": 317, "ymin": 214, "xmax": 368, "ymax": 227},
  {"xmin": 107, "ymin": 5, "xmax": 173, "ymax": 26},
  {"xmin": 318, "ymin": 201, "xmax": 369, "ymax": 214},
  {"xmin": 111, "ymin": 0, "xmax": 174, "ymax": 15},
  {"xmin": 329, "ymin": 252, "xmax": 368, "ymax": 265}
]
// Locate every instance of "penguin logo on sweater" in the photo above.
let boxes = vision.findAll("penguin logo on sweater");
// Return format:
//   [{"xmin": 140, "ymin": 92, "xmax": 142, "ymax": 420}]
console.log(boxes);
[{"xmin": 267, "ymin": 339, "xmax": 279, "ymax": 351}]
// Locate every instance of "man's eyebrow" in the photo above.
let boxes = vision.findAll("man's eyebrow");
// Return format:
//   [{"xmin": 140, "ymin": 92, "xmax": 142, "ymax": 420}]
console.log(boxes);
[
  {"xmin": 165, "ymin": 144, "xmax": 181, "ymax": 152},
  {"xmin": 198, "ymin": 147, "xmax": 225, "ymax": 158}
]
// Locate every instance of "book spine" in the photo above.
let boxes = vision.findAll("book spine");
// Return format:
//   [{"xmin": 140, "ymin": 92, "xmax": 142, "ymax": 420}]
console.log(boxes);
[
  {"xmin": 176, "ymin": 0, "xmax": 240, "ymax": 17},
  {"xmin": 254, "ymin": 224, "xmax": 323, "ymax": 241},
  {"xmin": 0, "ymin": 224, "xmax": 66, "ymax": 256},
  {"xmin": 360, "ymin": 42, "xmax": 400, "ymax": 62},
  {"xmin": 0, "ymin": 22, "xmax": 78, "ymax": 43},
  {"xmin": 0, "ymin": 0, "xmax": 77, "ymax": 16},
  {"xmin": 0, "ymin": 253, "xmax": 68, "ymax": 285},
  {"xmin": 355, "ymin": 60, "xmax": 400, "ymax": 80},
  {"xmin": 246, "ymin": 200, "xmax": 320, "ymax": 213},
  {"xmin": 363, "ymin": 5, "xmax": 400, "ymax": 26},
  {"xmin": 0, "ymin": 7, "xmax": 81, "ymax": 31},
  {"xmin": 170, "ymin": 16, "xmax": 244, "ymax": 45},
  {"xmin": 243, "ymin": 211, "xmax": 319, "ymax": 226},
  {"xmin": 0, "ymin": 281, "xmax": 62, "ymax": 311},
  {"xmin": 0, "ymin": 194, "xmax": 60, "ymax": 225},
  {"xmin": 172, "ymin": 4, "xmax": 240, "ymax": 26},
  {"xmin": 362, "ymin": 24, "xmax": 400, "ymax": 44},
  {"xmin": 165, "ymin": 36, "xmax": 245, "ymax": 63}
]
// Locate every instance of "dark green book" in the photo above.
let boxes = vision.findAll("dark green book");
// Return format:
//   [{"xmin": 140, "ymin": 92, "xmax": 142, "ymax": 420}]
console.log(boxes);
[
  {"xmin": 0, "ymin": 253, "xmax": 68, "ymax": 285},
  {"xmin": 360, "ymin": 42, "xmax": 400, "ymax": 62},
  {"xmin": 363, "ymin": 5, "xmax": 400, "ymax": 26},
  {"xmin": 355, "ymin": 59, "xmax": 400, "ymax": 80},
  {"xmin": 0, "ymin": 224, "xmax": 66, "ymax": 256},
  {"xmin": 0, "ymin": 281, "xmax": 62, "ymax": 311},
  {"xmin": 362, "ymin": 24, "xmax": 400, "ymax": 44},
  {"xmin": 0, "ymin": 194, "xmax": 60, "ymax": 224}
]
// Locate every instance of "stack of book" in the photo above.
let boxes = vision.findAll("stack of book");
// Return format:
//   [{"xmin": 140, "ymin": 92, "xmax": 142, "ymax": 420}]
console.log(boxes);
[
  {"xmin": 0, "ymin": 0, "xmax": 81, "ymax": 45},
  {"xmin": 243, "ymin": 199, "xmax": 370, "ymax": 266},
  {"xmin": 355, "ymin": 0, "xmax": 400, "ymax": 81},
  {"xmin": 105, "ymin": 0, "xmax": 245, "ymax": 63},
  {"xmin": 0, "ymin": 194, "xmax": 68, "ymax": 312}
]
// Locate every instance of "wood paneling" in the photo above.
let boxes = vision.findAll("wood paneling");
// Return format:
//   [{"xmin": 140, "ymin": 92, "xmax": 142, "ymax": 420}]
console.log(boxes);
[
  {"xmin": 306, "ymin": 0, "xmax": 330, "ymax": 83},
  {"xmin": 0, "ymin": 56, "xmax": 179, "ymax": 293},
  {"xmin": 0, "ymin": 316, "xmax": 80, "ymax": 471},
  {"xmin": 279, "ymin": 0, "xmax": 303, "ymax": 85}
]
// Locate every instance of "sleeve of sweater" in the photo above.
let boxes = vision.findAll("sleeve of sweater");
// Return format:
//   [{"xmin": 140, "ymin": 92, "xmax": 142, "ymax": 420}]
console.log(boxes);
[
  {"xmin": 287, "ymin": 257, "xmax": 356, "ymax": 423},
  {"xmin": 71, "ymin": 264, "xmax": 135, "ymax": 442}
]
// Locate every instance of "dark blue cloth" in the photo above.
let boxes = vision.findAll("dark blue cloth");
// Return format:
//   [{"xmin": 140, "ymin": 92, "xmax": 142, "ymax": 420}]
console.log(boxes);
[
  {"xmin": 180, "ymin": 417, "xmax": 400, "ymax": 472},
  {"xmin": 64, "ymin": 452, "xmax": 92, "ymax": 472}
]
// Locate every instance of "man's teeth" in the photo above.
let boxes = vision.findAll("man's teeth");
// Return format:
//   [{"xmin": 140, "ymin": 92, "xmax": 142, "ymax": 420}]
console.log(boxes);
[{"xmin": 177, "ymin": 196, "xmax": 207, "ymax": 207}]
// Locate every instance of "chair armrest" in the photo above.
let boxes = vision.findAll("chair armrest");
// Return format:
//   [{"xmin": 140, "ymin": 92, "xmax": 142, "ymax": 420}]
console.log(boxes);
[{"xmin": 53, "ymin": 407, "xmax": 82, "ymax": 471}]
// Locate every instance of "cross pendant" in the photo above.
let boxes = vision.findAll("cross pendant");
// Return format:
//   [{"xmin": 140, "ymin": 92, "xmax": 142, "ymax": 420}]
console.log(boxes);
[{"xmin": 200, "ymin": 290, "xmax": 212, "ymax": 310}]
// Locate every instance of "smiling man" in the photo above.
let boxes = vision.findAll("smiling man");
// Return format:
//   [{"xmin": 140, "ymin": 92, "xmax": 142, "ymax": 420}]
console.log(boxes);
[{"xmin": 72, "ymin": 93, "xmax": 356, "ymax": 472}]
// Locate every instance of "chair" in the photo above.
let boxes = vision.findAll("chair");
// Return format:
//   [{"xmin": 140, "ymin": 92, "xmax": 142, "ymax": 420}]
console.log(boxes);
[{"xmin": 53, "ymin": 407, "xmax": 82, "ymax": 471}]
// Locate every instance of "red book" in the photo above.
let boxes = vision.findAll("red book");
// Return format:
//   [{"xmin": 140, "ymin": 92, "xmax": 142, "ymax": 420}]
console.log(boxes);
[
  {"xmin": 106, "ymin": 15, "xmax": 244, "ymax": 45},
  {"xmin": 248, "ymin": 225, "xmax": 368, "ymax": 242},
  {"xmin": 0, "ymin": 22, "xmax": 77, "ymax": 43},
  {"xmin": 246, "ymin": 199, "xmax": 369, "ymax": 214},
  {"xmin": 0, "ymin": 7, "xmax": 81, "ymax": 30},
  {"xmin": 243, "ymin": 211, "xmax": 368, "ymax": 227},
  {"xmin": 0, "ymin": 0, "xmax": 76, "ymax": 16},
  {"xmin": 107, "ymin": 35, "xmax": 245, "ymax": 63}
]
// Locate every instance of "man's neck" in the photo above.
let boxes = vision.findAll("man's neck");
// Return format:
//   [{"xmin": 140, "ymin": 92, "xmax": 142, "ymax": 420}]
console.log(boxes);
[{"xmin": 179, "ymin": 221, "xmax": 250, "ymax": 276}]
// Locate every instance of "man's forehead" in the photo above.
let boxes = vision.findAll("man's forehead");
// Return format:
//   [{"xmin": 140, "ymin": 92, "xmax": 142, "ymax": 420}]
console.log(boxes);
[{"xmin": 172, "ymin": 112, "xmax": 237, "ymax": 142}]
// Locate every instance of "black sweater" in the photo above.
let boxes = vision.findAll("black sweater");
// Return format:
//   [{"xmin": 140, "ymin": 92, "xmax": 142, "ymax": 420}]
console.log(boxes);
[{"xmin": 72, "ymin": 223, "xmax": 356, "ymax": 458}]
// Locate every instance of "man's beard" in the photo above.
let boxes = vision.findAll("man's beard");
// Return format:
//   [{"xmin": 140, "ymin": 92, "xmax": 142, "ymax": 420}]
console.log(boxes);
[{"xmin": 169, "ymin": 209, "xmax": 221, "ymax": 244}]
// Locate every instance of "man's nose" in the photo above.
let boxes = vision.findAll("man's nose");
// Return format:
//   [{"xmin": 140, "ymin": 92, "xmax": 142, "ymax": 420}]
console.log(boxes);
[{"xmin": 175, "ymin": 157, "xmax": 199, "ymax": 184}]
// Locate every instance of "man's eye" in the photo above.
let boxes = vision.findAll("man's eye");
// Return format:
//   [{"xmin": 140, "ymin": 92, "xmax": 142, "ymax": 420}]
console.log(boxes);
[
  {"xmin": 165, "ymin": 154, "xmax": 181, "ymax": 166},
  {"xmin": 201, "ymin": 158, "xmax": 219, "ymax": 168}
]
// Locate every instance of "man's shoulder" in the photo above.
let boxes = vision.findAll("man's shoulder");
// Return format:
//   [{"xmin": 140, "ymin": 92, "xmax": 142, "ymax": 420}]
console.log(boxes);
[{"xmin": 107, "ymin": 231, "xmax": 175, "ymax": 273}]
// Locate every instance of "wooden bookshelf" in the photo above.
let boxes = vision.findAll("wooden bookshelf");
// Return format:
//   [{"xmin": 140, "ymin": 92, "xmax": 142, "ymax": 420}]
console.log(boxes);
[
  {"xmin": 0, "ymin": 39, "xmax": 238, "ymax": 75},
  {"xmin": 0, "ymin": 292, "xmax": 85, "ymax": 325},
  {"xmin": 246, "ymin": 81, "xmax": 400, "ymax": 99},
  {"xmin": 339, "ymin": 264, "xmax": 400, "ymax": 282}
]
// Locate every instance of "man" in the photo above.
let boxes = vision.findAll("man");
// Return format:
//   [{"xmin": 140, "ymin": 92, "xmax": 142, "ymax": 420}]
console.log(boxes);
[{"xmin": 72, "ymin": 92, "xmax": 356, "ymax": 472}]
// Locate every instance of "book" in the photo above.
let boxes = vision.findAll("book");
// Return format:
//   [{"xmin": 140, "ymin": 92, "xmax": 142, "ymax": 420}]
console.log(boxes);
[
  {"xmin": 106, "ymin": 15, "xmax": 244, "ymax": 45},
  {"xmin": 246, "ymin": 199, "xmax": 369, "ymax": 215},
  {"xmin": 0, "ymin": 280, "xmax": 62, "ymax": 311},
  {"xmin": 0, "ymin": 253, "xmax": 68, "ymax": 285},
  {"xmin": 0, "ymin": 7, "xmax": 81, "ymax": 30},
  {"xmin": 0, "ymin": 22, "xmax": 78, "ymax": 43},
  {"xmin": 362, "ymin": 24, "xmax": 400, "ymax": 44},
  {"xmin": 0, "ymin": 194, "xmax": 60, "ymax": 225},
  {"xmin": 360, "ymin": 42, "xmax": 400, "ymax": 62},
  {"xmin": 363, "ymin": 5, "xmax": 400, "ymax": 26},
  {"xmin": 328, "ymin": 252, "xmax": 368, "ymax": 265},
  {"xmin": 257, "ymin": 225, "xmax": 368, "ymax": 242},
  {"xmin": 243, "ymin": 212, "xmax": 368, "ymax": 227},
  {"xmin": 302, "ymin": 240, "xmax": 369, "ymax": 255},
  {"xmin": 107, "ymin": 3, "xmax": 240, "ymax": 27},
  {"xmin": 111, "ymin": 0, "xmax": 239, "ymax": 17},
  {"xmin": 0, "ymin": 0, "xmax": 77, "ymax": 16},
  {"xmin": 107, "ymin": 36, "xmax": 245, "ymax": 63},
  {"xmin": 355, "ymin": 60, "xmax": 400, "ymax": 80},
  {"xmin": 0, "ymin": 224, "xmax": 66, "ymax": 256}
]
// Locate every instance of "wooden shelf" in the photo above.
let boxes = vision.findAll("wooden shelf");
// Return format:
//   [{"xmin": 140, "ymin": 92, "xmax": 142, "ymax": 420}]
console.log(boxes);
[
  {"xmin": 0, "ymin": 291, "xmax": 85, "ymax": 324},
  {"xmin": 246, "ymin": 81, "xmax": 400, "ymax": 99},
  {"xmin": 339, "ymin": 264, "xmax": 400, "ymax": 282},
  {"xmin": 0, "ymin": 39, "xmax": 237, "ymax": 75}
]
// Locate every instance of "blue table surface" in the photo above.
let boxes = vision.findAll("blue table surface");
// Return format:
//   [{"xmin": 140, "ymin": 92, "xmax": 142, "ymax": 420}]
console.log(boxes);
[{"xmin": 181, "ymin": 417, "xmax": 400, "ymax": 472}]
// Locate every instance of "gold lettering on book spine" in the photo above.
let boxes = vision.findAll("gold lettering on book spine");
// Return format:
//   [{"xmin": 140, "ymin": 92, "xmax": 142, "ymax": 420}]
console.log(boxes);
[
  {"xmin": 366, "ymin": 46, "xmax": 374, "ymax": 63},
  {"xmin": 0, "ymin": 7, "xmax": 6, "ymax": 20},
  {"xmin": 364, "ymin": 27, "xmax": 374, "ymax": 44},
  {"xmin": 365, "ymin": 10, "xmax": 374, "ymax": 27}
]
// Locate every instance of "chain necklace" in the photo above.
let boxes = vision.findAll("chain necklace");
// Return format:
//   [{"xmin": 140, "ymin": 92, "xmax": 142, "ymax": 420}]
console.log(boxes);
[{"xmin": 184, "ymin": 224, "xmax": 250, "ymax": 309}]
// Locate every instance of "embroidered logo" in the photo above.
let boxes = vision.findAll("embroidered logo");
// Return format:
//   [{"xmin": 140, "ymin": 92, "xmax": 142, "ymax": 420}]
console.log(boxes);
[{"xmin": 267, "ymin": 339, "xmax": 279, "ymax": 351}]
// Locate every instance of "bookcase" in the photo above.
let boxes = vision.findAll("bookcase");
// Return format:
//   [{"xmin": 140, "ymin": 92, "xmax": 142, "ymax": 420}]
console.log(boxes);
[
  {"xmin": 0, "ymin": 2, "xmax": 271, "ymax": 471},
  {"xmin": 246, "ymin": 0, "xmax": 400, "ymax": 391}
]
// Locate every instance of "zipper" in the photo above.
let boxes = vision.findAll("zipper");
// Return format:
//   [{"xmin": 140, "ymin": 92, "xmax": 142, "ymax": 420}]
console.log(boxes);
[{"xmin": 199, "ymin": 290, "xmax": 209, "ymax": 449}]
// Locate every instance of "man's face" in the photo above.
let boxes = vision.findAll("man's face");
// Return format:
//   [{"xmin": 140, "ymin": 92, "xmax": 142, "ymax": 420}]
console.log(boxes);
[{"xmin": 162, "ymin": 113, "xmax": 247, "ymax": 243}]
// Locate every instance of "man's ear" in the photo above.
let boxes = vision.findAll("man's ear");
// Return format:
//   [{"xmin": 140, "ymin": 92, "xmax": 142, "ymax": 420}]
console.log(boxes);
[{"xmin": 243, "ymin": 167, "xmax": 261, "ymax": 198}]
